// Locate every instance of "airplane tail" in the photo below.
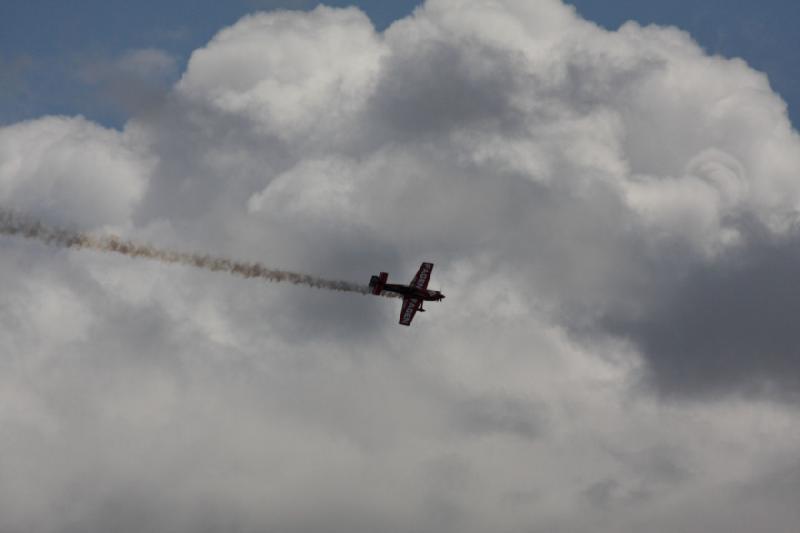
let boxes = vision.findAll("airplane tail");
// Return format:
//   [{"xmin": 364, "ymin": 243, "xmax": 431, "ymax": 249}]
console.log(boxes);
[{"xmin": 369, "ymin": 272, "xmax": 388, "ymax": 295}]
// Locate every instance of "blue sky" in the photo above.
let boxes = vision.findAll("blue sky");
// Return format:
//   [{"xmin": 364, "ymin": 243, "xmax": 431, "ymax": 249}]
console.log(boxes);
[{"xmin": 2, "ymin": 0, "xmax": 798, "ymax": 127}]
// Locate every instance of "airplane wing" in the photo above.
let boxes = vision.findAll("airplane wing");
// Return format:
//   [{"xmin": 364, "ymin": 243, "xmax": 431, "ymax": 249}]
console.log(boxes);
[
  {"xmin": 410, "ymin": 262, "xmax": 434, "ymax": 291},
  {"xmin": 399, "ymin": 297, "xmax": 422, "ymax": 326}
]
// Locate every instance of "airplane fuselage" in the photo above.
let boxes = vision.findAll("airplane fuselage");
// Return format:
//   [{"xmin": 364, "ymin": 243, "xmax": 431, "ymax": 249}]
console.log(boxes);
[{"xmin": 382, "ymin": 283, "xmax": 445, "ymax": 301}]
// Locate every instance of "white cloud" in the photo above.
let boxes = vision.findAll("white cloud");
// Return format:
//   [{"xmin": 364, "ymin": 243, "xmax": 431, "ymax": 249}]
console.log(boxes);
[
  {"xmin": 1, "ymin": 1, "xmax": 800, "ymax": 532},
  {"xmin": 177, "ymin": 6, "xmax": 386, "ymax": 142},
  {"xmin": 0, "ymin": 115, "xmax": 151, "ymax": 228}
]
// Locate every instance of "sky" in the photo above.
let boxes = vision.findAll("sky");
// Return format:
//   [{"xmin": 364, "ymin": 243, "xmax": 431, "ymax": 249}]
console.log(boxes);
[
  {"xmin": 2, "ymin": 0, "xmax": 799, "ymax": 126},
  {"xmin": 2, "ymin": 1, "xmax": 800, "ymax": 532}
]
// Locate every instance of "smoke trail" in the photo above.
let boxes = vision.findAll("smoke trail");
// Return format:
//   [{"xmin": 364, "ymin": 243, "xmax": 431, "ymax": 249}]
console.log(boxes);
[{"xmin": 0, "ymin": 209, "xmax": 396, "ymax": 298}]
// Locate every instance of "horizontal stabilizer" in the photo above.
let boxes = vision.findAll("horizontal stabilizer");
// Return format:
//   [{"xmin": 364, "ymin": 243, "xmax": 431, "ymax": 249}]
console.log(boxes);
[{"xmin": 369, "ymin": 272, "xmax": 388, "ymax": 295}]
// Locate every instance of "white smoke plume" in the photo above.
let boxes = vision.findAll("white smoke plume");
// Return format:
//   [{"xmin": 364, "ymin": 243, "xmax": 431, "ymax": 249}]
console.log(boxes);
[{"xmin": 0, "ymin": 208, "xmax": 392, "ymax": 297}]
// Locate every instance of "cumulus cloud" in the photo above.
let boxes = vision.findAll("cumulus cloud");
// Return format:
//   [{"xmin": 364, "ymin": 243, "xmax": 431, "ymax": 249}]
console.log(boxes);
[
  {"xmin": 0, "ymin": 115, "xmax": 151, "ymax": 228},
  {"xmin": 2, "ymin": 1, "xmax": 800, "ymax": 532}
]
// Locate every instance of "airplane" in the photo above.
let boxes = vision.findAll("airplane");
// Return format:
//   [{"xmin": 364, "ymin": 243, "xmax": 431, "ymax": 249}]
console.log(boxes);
[{"xmin": 369, "ymin": 262, "xmax": 445, "ymax": 326}]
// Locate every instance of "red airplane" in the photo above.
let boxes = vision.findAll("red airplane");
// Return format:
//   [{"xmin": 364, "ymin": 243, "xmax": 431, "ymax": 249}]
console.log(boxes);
[{"xmin": 369, "ymin": 262, "xmax": 445, "ymax": 326}]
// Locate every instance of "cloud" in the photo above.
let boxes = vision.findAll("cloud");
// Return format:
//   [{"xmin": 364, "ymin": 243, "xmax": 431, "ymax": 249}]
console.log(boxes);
[
  {"xmin": 604, "ymin": 224, "xmax": 800, "ymax": 399},
  {"xmin": 176, "ymin": 6, "xmax": 385, "ymax": 141},
  {"xmin": 0, "ymin": 115, "xmax": 151, "ymax": 228},
  {"xmin": 2, "ymin": 1, "xmax": 800, "ymax": 532}
]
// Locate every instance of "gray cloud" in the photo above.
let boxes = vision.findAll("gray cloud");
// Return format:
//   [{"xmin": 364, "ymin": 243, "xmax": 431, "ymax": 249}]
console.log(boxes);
[
  {"xmin": 367, "ymin": 39, "xmax": 526, "ymax": 142},
  {"xmin": 603, "ymin": 222, "xmax": 800, "ymax": 399},
  {"xmin": 450, "ymin": 394, "xmax": 545, "ymax": 440}
]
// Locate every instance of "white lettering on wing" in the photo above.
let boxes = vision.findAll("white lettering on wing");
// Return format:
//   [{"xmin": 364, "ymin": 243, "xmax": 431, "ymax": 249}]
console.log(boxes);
[{"xmin": 403, "ymin": 300, "xmax": 417, "ymax": 322}]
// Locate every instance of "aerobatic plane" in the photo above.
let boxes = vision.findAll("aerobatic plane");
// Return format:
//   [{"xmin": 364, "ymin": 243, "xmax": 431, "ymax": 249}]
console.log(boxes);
[{"xmin": 369, "ymin": 262, "xmax": 445, "ymax": 326}]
